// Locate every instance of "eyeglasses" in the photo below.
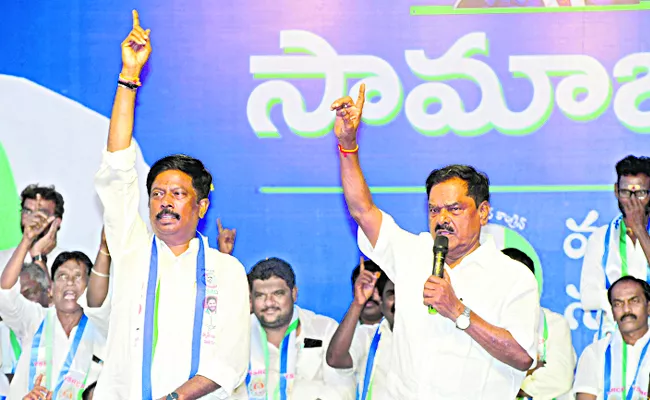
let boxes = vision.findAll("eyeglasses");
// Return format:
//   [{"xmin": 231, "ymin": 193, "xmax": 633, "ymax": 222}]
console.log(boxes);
[
  {"xmin": 20, "ymin": 208, "xmax": 54, "ymax": 217},
  {"xmin": 618, "ymin": 189, "xmax": 650, "ymax": 200}
]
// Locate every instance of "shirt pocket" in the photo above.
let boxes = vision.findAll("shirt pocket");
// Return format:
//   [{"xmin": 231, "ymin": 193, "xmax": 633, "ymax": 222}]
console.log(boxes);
[{"xmin": 296, "ymin": 347, "xmax": 324, "ymax": 382}]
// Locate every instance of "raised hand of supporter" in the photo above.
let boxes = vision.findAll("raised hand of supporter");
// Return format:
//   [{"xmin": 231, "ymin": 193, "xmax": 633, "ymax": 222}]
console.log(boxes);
[
  {"xmin": 217, "ymin": 218, "xmax": 236, "ymax": 255},
  {"xmin": 354, "ymin": 257, "xmax": 379, "ymax": 306},
  {"xmin": 121, "ymin": 9, "xmax": 152, "ymax": 77},
  {"xmin": 330, "ymin": 84, "xmax": 366, "ymax": 149},
  {"xmin": 23, "ymin": 195, "xmax": 59, "ymax": 257},
  {"xmin": 23, "ymin": 375, "xmax": 52, "ymax": 400}
]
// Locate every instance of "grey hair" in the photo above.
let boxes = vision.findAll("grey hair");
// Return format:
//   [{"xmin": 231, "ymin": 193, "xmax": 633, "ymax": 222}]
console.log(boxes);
[{"xmin": 21, "ymin": 263, "xmax": 50, "ymax": 291}]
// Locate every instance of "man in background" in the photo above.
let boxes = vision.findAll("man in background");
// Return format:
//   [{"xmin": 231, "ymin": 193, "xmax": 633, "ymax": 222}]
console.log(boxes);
[
  {"xmin": 503, "ymin": 248, "xmax": 576, "ymax": 399},
  {"xmin": 581, "ymin": 155, "xmax": 650, "ymax": 341}
]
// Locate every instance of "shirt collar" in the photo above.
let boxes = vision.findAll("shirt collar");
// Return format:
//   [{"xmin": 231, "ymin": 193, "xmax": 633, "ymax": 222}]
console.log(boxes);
[
  {"xmin": 613, "ymin": 326, "xmax": 650, "ymax": 349},
  {"xmin": 155, "ymin": 235, "xmax": 200, "ymax": 258},
  {"xmin": 448, "ymin": 234, "xmax": 497, "ymax": 271}
]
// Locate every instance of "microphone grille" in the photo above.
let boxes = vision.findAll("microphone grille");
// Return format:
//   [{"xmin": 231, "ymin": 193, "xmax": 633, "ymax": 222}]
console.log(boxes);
[{"xmin": 434, "ymin": 235, "xmax": 449, "ymax": 250}]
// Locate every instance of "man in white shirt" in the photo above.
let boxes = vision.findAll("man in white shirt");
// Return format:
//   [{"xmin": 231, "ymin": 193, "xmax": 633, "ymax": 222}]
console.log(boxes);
[
  {"xmin": 327, "ymin": 258, "xmax": 394, "ymax": 400},
  {"xmin": 330, "ymin": 86, "xmax": 539, "ymax": 399},
  {"xmin": 89, "ymin": 10, "xmax": 250, "ymax": 400},
  {"xmin": 0, "ymin": 242, "xmax": 105, "ymax": 399},
  {"xmin": 350, "ymin": 259, "xmax": 384, "ymax": 326},
  {"xmin": 231, "ymin": 257, "xmax": 355, "ymax": 399},
  {"xmin": 581, "ymin": 156, "xmax": 650, "ymax": 341},
  {"xmin": 574, "ymin": 276, "xmax": 650, "ymax": 399},
  {"xmin": 502, "ymin": 248, "xmax": 576, "ymax": 399},
  {"xmin": 0, "ymin": 185, "xmax": 65, "ymax": 276}
]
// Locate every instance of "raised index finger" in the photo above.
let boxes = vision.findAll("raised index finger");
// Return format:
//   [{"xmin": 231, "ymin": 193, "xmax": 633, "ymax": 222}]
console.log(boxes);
[
  {"xmin": 132, "ymin": 9, "xmax": 140, "ymax": 28},
  {"xmin": 360, "ymin": 256, "xmax": 365, "ymax": 273},
  {"xmin": 217, "ymin": 218, "xmax": 223, "ymax": 234},
  {"xmin": 356, "ymin": 83, "xmax": 366, "ymax": 109}
]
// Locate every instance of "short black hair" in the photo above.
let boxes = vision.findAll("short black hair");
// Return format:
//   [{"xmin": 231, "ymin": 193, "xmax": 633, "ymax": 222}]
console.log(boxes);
[
  {"xmin": 51, "ymin": 251, "xmax": 92, "ymax": 278},
  {"xmin": 21, "ymin": 184, "xmax": 65, "ymax": 218},
  {"xmin": 502, "ymin": 248, "xmax": 535, "ymax": 275},
  {"xmin": 615, "ymin": 155, "xmax": 650, "ymax": 184},
  {"xmin": 425, "ymin": 165, "xmax": 490, "ymax": 206},
  {"xmin": 607, "ymin": 276, "xmax": 650, "ymax": 306},
  {"xmin": 248, "ymin": 257, "xmax": 296, "ymax": 291},
  {"xmin": 146, "ymin": 155, "xmax": 213, "ymax": 201}
]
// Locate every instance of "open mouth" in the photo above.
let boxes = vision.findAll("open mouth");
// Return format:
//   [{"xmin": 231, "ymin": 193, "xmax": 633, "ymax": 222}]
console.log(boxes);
[{"xmin": 63, "ymin": 290, "xmax": 77, "ymax": 300}]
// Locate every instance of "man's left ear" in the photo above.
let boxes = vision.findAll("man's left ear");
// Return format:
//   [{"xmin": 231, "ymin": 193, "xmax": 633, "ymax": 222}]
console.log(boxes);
[
  {"xmin": 199, "ymin": 199, "xmax": 210, "ymax": 219},
  {"xmin": 292, "ymin": 287, "xmax": 298, "ymax": 303},
  {"xmin": 479, "ymin": 201, "xmax": 490, "ymax": 226}
]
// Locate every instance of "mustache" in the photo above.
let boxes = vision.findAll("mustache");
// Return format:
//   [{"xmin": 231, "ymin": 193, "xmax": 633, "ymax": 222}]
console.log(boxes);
[
  {"xmin": 435, "ymin": 223, "xmax": 454, "ymax": 233},
  {"xmin": 261, "ymin": 307, "xmax": 281, "ymax": 313},
  {"xmin": 620, "ymin": 313, "xmax": 637, "ymax": 322},
  {"xmin": 365, "ymin": 299, "xmax": 379, "ymax": 307},
  {"xmin": 156, "ymin": 208, "xmax": 180, "ymax": 220}
]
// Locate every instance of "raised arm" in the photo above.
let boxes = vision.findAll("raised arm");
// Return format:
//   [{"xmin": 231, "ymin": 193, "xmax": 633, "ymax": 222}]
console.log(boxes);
[
  {"xmin": 327, "ymin": 257, "xmax": 378, "ymax": 369},
  {"xmin": 107, "ymin": 9, "xmax": 151, "ymax": 153},
  {"xmin": 88, "ymin": 227, "xmax": 111, "ymax": 307},
  {"xmin": 330, "ymin": 85, "xmax": 382, "ymax": 247},
  {"xmin": 1, "ymin": 207, "xmax": 57, "ymax": 290}
]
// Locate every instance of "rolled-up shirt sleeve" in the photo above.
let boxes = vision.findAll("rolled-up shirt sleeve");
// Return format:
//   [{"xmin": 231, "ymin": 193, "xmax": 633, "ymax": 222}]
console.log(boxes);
[
  {"xmin": 357, "ymin": 211, "xmax": 420, "ymax": 283},
  {"xmin": 500, "ymin": 272, "xmax": 540, "ymax": 361},
  {"xmin": 0, "ymin": 282, "xmax": 46, "ymax": 340},
  {"xmin": 199, "ymin": 256, "xmax": 251, "ymax": 398},
  {"xmin": 94, "ymin": 142, "xmax": 150, "ymax": 277}
]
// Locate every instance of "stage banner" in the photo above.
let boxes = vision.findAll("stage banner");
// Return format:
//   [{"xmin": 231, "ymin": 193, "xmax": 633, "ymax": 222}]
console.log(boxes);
[{"xmin": 1, "ymin": 0, "xmax": 649, "ymax": 356}]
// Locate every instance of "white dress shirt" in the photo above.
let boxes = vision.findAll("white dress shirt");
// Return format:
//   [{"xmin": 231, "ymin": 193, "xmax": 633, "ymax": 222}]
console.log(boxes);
[
  {"xmin": 520, "ymin": 308, "xmax": 576, "ymax": 400},
  {"xmin": 0, "ymin": 322, "xmax": 19, "ymax": 375},
  {"xmin": 92, "ymin": 142, "xmax": 250, "ymax": 400},
  {"xmin": 348, "ymin": 319, "xmax": 393, "ymax": 400},
  {"xmin": 230, "ymin": 306, "xmax": 356, "ymax": 400},
  {"xmin": 580, "ymin": 224, "xmax": 650, "ymax": 339},
  {"xmin": 357, "ymin": 211, "xmax": 540, "ymax": 399},
  {"xmin": 574, "ymin": 328, "xmax": 650, "ymax": 399},
  {"xmin": 0, "ymin": 282, "xmax": 105, "ymax": 399}
]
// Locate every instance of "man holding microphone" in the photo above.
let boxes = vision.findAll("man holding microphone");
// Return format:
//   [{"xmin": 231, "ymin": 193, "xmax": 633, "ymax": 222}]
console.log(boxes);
[{"xmin": 330, "ymin": 85, "xmax": 540, "ymax": 399}]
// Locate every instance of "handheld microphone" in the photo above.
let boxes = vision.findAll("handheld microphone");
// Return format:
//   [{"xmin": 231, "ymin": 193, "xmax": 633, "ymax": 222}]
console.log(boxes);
[{"xmin": 428, "ymin": 235, "xmax": 449, "ymax": 315}]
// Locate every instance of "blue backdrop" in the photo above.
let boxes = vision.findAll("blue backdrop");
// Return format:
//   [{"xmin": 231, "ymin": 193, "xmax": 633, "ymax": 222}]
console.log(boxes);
[{"xmin": 2, "ymin": 0, "xmax": 650, "ymax": 358}]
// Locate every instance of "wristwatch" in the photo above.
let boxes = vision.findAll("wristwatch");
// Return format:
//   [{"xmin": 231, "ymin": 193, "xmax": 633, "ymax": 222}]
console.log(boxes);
[
  {"xmin": 166, "ymin": 393, "xmax": 179, "ymax": 400},
  {"xmin": 455, "ymin": 305, "xmax": 471, "ymax": 330},
  {"xmin": 32, "ymin": 254, "xmax": 47, "ymax": 264}
]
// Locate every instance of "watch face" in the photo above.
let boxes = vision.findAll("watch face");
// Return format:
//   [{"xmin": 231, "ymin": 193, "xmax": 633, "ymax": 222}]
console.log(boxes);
[{"xmin": 456, "ymin": 315, "xmax": 470, "ymax": 330}]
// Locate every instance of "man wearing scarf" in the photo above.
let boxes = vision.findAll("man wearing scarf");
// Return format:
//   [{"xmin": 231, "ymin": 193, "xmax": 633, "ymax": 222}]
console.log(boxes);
[
  {"xmin": 0, "ymin": 247, "xmax": 105, "ymax": 399},
  {"xmin": 231, "ymin": 258, "xmax": 355, "ymax": 399},
  {"xmin": 88, "ymin": 10, "xmax": 250, "ymax": 400},
  {"xmin": 326, "ymin": 258, "xmax": 395, "ymax": 400},
  {"xmin": 574, "ymin": 276, "xmax": 650, "ymax": 399},
  {"xmin": 581, "ymin": 156, "xmax": 650, "ymax": 341}
]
